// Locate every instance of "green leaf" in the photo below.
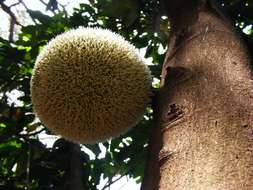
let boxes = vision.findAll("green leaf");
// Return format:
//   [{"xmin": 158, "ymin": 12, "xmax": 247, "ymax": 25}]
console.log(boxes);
[
  {"xmin": 0, "ymin": 140, "xmax": 22, "ymax": 152},
  {"xmin": 0, "ymin": 123, "xmax": 6, "ymax": 128},
  {"xmin": 27, "ymin": 10, "xmax": 51, "ymax": 24},
  {"xmin": 46, "ymin": 0, "xmax": 58, "ymax": 11},
  {"xmin": 98, "ymin": 0, "xmax": 140, "ymax": 26}
]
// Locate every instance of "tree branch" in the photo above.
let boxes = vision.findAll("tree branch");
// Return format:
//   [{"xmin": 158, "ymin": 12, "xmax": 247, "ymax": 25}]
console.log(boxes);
[
  {"xmin": 0, "ymin": 1, "xmax": 20, "ymax": 25},
  {"xmin": 9, "ymin": 16, "xmax": 15, "ymax": 42},
  {"xmin": 0, "ymin": 1, "xmax": 21, "ymax": 42}
]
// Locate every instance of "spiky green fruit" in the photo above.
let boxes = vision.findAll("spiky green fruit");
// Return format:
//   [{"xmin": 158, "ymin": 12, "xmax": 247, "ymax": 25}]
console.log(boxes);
[{"xmin": 31, "ymin": 27, "xmax": 151, "ymax": 144}]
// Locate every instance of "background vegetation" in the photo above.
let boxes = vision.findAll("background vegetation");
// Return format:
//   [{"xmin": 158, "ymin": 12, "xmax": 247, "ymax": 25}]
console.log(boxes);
[{"xmin": 0, "ymin": 0, "xmax": 252, "ymax": 189}]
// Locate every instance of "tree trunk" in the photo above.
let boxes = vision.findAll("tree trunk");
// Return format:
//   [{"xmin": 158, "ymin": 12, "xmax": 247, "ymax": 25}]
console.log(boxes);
[
  {"xmin": 141, "ymin": 0, "xmax": 253, "ymax": 189},
  {"xmin": 65, "ymin": 143, "xmax": 84, "ymax": 190}
]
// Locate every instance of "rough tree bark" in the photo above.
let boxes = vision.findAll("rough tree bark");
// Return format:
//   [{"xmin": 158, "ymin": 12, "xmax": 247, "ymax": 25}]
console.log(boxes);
[
  {"xmin": 64, "ymin": 143, "xmax": 84, "ymax": 190},
  {"xmin": 141, "ymin": 0, "xmax": 253, "ymax": 189}
]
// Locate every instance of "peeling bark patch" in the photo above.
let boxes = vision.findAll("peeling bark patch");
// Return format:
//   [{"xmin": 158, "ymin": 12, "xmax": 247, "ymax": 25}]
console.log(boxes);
[
  {"xmin": 159, "ymin": 149, "xmax": 174, "ymax": 167},
  {"xmin": 161, "ymin": 103, "xmax": 185, "ymax": 129},
  {"xmin": 164, "ymin": 66, "xmax": 193, "ymax": 86},
  {"xmin": 167, "ymin": 104, "xmax": 183, "ymax": 119}
]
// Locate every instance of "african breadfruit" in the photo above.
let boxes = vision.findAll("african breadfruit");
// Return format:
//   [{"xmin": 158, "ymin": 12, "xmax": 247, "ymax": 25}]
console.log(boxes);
[{"xmin": 30, "ymin": 27, "xmax": 152, "ymax": 144}]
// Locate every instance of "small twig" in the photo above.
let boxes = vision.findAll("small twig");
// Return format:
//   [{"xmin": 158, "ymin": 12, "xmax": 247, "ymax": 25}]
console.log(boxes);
[
  {"xmin": 39, "ymin": 0, "xmax": 58, "ymax": 14},
  {"xmin": 58, "ymin": 3, "xmax": 68, "ymax": 17},
  {"xmin": 100, "ymin": 143, "xmax": 147, "ymax": 190},
  {"xmin": 118, "ymin": 177, "xmax": 129, "ymax": 190},
  {"xmin": 28, "ymin": 127, "xmax": 46, "ymax": 136},
  {"xmin": 9, "ymin": 0, "xmax": 22, "ymax": 8},
  {"xmin": 101, "ymin": 175, "xmax": 126, "ymax": 190},
  {"xmin": 38, "ymin": 136, "xmax": 59, "ymax": 140},
  {"xmin": 19, "ymin": 127, "xmax": 46, "ymax": 137},
  {"xmin": 19, "ymin": 0, "xmax": 38, "ymax": 24},
  {"xmin": 38, "ymin": 0, "xmax": 47, "ymax": 6}
]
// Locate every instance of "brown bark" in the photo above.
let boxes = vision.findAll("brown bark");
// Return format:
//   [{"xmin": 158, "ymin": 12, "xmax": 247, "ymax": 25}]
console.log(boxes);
[
  {"xmin": 65, "ymin": 143, "xmax": 84, "ymax": 190},
  {"xmin": 0, "ymin": 1, "xmax": 20, "ymax": 42},
  {"xmin": 141, "ymin": 0, "xmax": 253, "ymax": 189}
]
